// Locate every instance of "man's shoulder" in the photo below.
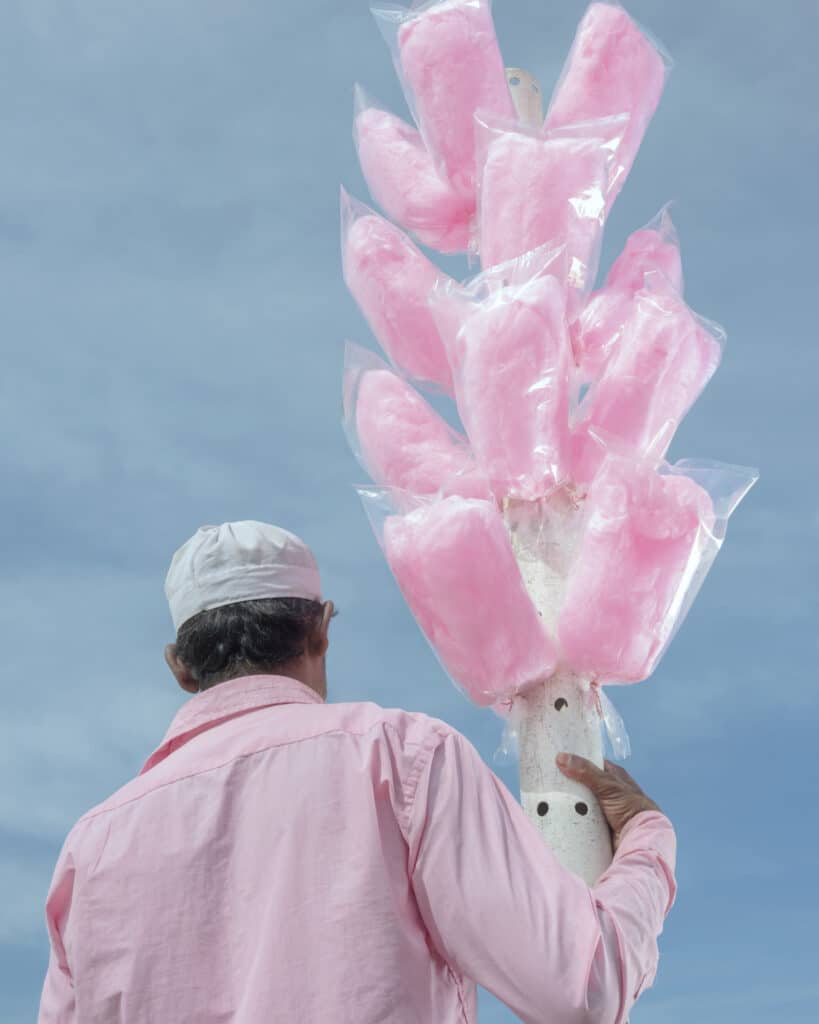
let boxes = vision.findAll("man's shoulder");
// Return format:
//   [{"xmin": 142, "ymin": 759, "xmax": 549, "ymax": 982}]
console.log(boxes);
[{"xmin": 328, "ymin": 699, "xmax": 460, "ymax": 753}]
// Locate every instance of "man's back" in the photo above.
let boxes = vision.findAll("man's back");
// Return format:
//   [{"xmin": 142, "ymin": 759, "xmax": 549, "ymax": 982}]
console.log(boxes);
[{"xmin": 40, "ymin": 674, "xmax": 676, "ymax": 1023}]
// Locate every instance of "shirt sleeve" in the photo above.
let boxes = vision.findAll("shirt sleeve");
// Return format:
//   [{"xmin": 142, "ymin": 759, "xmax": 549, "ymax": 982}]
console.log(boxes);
[
  {"xmin": 405, "ymin": 727, "xmax": 677, "ymax": 1024},
  {"xmin": 38, "ymin": 843, "xmax": 77, "ymax": 1024}
]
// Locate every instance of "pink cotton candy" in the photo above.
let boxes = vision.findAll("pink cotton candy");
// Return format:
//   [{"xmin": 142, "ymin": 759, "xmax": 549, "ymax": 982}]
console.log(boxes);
[
  {"xmin": 558, "ymin": 456, "xmax": 714, "ymax": 682},
  {"xmin": 571, "ymin": 277, "xmax": 723, "ymax": 486},
  {"xmin": 572, "ymin": 207, "xmax": 683, "ymax": 380},
  {"xmin": 384, "ymin": 496, "xmax": 557, "ymax": 704},
  {"xmin": 605, "ymin": 221, "xmax": 682, "ymax": 294},
  {"xmin": 439, "ymin": 273, "xmax": 572, "ymax": 500},
  {"xmin": 354, "ymin": 102, "xmax": 473, "ymax": 253},
  {"xmin": 478, "ymin": 127, "xmax": 607, "ymax": 297},
  {"xmin": 354, "ymin": 368, "xmax": 489, "ymax": 499},
  {"xmin": 395, "ymin": 0, "xmax": 516, "ymax": 197},
  {"xmin": 342, "ymin": 203, "xmax": 454, "ymax": 392},
  {"xmin": 545, "ymin": 2, "xmax": 668, "ymax": 210}
]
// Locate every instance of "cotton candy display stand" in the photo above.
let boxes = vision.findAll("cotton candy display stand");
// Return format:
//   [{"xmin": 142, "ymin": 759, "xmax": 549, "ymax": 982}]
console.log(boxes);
[{"xmin": 341, "ymin": 0, "xmax": 757, "ymax": 888}]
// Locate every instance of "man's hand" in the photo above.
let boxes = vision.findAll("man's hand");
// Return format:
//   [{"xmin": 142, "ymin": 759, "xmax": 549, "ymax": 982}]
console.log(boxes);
[{"xmin": 556, "ymin": 753, "xmax": 662, "ymax": 852}]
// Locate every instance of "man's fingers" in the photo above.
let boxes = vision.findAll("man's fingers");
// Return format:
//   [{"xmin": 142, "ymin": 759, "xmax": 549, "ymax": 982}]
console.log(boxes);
[
  {"xmin": 556, "ymin": 752, "xmax": 604, "ymax": 782},
  {"xmin": 604, "ymin": 760, "xmax": 641, "ymax": 790}
]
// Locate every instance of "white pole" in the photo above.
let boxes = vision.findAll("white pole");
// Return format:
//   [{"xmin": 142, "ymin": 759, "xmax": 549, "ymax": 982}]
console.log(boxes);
[
  {"xmin": 501, "ymin": 489, "xmax": 613, "ymax": 884},
  {"xmin": 505, "ymin": 67, "xmax": 544, "ymax": 129},
  {"xmin": 516, "ymin": 669, "xmax": 613, "ymax": 884},
  {"xmin": 500, "ymin": 71, "xmax": 613, "ymax": 884}
]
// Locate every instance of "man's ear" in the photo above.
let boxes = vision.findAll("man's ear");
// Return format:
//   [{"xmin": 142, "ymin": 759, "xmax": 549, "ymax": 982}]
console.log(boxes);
[
  {"xmin": 309, "ymin": 600, "xmax": 335, "ymax": 658},
  {"xmin": 165, "ymin": 643, "xmax": 199, "ymax": 694}
]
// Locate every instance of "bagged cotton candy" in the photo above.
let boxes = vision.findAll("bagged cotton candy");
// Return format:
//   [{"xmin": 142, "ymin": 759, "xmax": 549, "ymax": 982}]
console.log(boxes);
[
  {"xmin": 429, "ymin": 245, "xmax": 572, "ymax": 500},
  {"xmin": 558, "ymin": 455, "xmax": 756, "ymax": 682},
  {"xmin": 572, "ymin": 205, "xmax": 683, "ymax": 380},
  {"xmin": 476, "ymin": 116, "xmax": 613, "ymax": 305},
  {"xmin": 545, "ymin": 1, "xmax": 670, "ymax": 209},
  {"xmin": 343, "ymin": 343, "xmax": 488, "ymax": 499},
  {"xmin": 377, "ymin": 493, "xmax": 558, "ymax": 704},
  {"xmin": 571, "ymin": 273, "xmax": 723, "ymax": 486},
  {"xmin": 341, "ymin": 191, "xmax": 454, "ymax": 392},
  {"xmin": 605, "ymin": 207, "xmax": 682, "ymax": 293},
  {"xmin": 353, "ymin": 89, "xmax": 473, "ymax": 252},
  {"xmin": 373, "ymin": 0, "xmax": 516, "ymax": 197}
]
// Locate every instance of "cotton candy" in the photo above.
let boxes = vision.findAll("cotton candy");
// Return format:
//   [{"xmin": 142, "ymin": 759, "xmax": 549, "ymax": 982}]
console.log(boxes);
[
  {"xmin": 384, "ymin": 496, "xmax": 557, "ymax": 704},
  {"xmin": 545, "ymin": 1, "xmax": 668, "ymax": 209},
  {"xmin": 605, "ymin": 214, "xmax": 682, "ymax": 294},
  {"xmin": 572, "ymin": 206, "xmax": 683, "ymax": 380},
  {"xmin": 352, "ymin": 366, "xmax": 489, "ymax": 499},
  {"xmin": 558, "ymin": 456, "xmax": 714, "ymax": 682},
  {"xmin": 434, "ymin": 271, "xmax": 572, "ymax": 500},
  {"xmin": 342, "ymin": 200, "xmax": 454, "ymax": 392},
  {"xmin": 571, "ymin": 276, "xmax": 723, "ymax": 486},
  {"xmin": 478, "ymin": 126, "xmax": 607, "ymax": 298},
  {"xmin": 354, "ymin": 100, "xmax": 473, "ymax": 252},
  {"xmin": 393, "ymin": 0, "xmax": 516, "ymax": 197}
]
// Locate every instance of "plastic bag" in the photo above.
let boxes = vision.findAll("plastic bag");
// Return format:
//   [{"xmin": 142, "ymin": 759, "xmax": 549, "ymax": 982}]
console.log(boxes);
[
  {"xmin": 595, "ymin": 684, "xmax": 632, "ymax": 759},
  {"xmin": 428, "ymin": 243, "xmax": 574, "ymax": 501},
  {"xmin": 359, "ymin": 487, "xmax": 558, "ymax": 705},
  {"xmin": 474, "ymin": 113, "xmax": 624, "ymax": 311},
  {"xmin": 372, "ymin": 0, "xmax": 515, "ymax": 198},
  {"xmin": 571, "ymin": 204, "xmax": 683, "ymax": 382},
  {"xmin": 557, "ymin": 453, "xmax": 758, "ymax": 683},
  {"xmin": 545, "ymin": 1, "xmax": 672, "ymax": 211},
  {"xmin": 353, "ymin": 85, "xmax": 473, "ymax": 252},
  {"xmin": 570, "ymin": 271, "xmax": 724, "ymax": 487},
  {"xmin": 342, "ymin": 342, "xmax": 489, "ymax": 499},
  {"xmin": 341, "ymin": 189, "xmax": 455, "ymax": 393}
]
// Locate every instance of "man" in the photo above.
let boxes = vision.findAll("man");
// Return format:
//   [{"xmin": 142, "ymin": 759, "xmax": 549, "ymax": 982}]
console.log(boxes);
[{"xmin": 39, "ymin": 520, "xmax": 676, "ymax": 1023}]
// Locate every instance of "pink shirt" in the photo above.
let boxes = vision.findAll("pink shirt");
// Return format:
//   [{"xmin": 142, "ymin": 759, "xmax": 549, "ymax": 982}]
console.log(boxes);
[{"xmin": 39, "ymin": 674, "xmax": 677, "ymax": 1023}]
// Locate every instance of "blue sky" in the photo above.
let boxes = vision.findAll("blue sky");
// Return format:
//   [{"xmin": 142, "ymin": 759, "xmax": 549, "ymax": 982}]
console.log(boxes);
[{"xmin": 1, "ymin": 1, "xmax": 817, "ymax": 1020}]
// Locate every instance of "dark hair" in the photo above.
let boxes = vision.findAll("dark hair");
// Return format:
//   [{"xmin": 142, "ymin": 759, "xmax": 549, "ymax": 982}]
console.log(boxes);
[{"xmin": 175, "ymin": 597, "xmax": 332, "ymax": 690}]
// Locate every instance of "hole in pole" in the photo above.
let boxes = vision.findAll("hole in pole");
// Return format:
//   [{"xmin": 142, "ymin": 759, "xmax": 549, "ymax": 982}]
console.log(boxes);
[
  {"xmin": 554, "ymin": 698, "xmax": 568, "ymax": 711},
  {"xmin": 537, "ymin": 801, "xmax": 549, "ymax": 817},
  {"xmin": 509, "ymin": 75, "xmax": 521, "ymax": 86},
  {"xmin": 575, "ymin": 802, "xmax": 589, "ymax": 816}
]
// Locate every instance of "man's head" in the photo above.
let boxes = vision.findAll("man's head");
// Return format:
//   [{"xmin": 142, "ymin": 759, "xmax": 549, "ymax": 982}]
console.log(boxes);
[{"xmin": 163, "ymin": 521, "xmax": 334, "ymax": 698}]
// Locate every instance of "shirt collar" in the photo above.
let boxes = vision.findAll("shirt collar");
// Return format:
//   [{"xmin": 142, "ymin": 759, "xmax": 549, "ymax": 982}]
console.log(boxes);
[{"xmin": 139, "ymin": 674, "xmax": 324, "ymax": 775}]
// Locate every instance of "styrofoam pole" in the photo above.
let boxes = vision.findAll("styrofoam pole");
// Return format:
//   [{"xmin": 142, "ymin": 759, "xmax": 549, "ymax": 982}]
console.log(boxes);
[
  {"xmin": 497, "ymin": 67, "xmax": 615, "ymax": 884},
  {"xmin": 505, "ymin": 67, "xmax": 544, "ymax": 129},
  {"xmin": 503, "ymin": 488, "xmax": 614, "ymax": 885},
  {"xmin": 517, "ymin": 671, "xmax": 612, "ymax": 884}
]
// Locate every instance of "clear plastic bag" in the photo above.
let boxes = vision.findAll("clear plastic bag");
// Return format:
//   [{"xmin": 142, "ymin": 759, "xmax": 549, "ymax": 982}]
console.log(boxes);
[
  {"xmin": 595, "ymin": 684, "xmax": 632, "ymax": 759},
  {"xmin": 570, "ymin": 271, "xmax": 724, "ymax": 487},
  {"xmin": 371, "ymin": 0, "xmax": 515, "ymax": 198},
  {"xmin": 342, "ymin": 342, "xmax": 489, "ymax": 499},
  {"xmin": 557, "ymin": 453, "xmax": 758, "ymax": 683},
  {"xmin": 352, "ymin": 85, "xmax": 474, "ymax": 252},
  {"xmin": 545, "ymin": 1, "xmax": 672, "ymax": 211},
  {"xmin": 359, "ymin": 486, "xmax": 558, "ymax": 706},
  {"xmin": 474, "ymin": 112, "xmax": 625, "ymax": 311},
  {"xmin": 571, "ymin": 204, "xmax": 683, "ymax": 382},
  {"xmin": 492, "ymin": 696, "xmax": 525, "ymax": 764},
  {"xmin": 340, "ymin": 188, "xmax": 455, "ymax": 393},
  {"xmin": 428, "ymin": 242, "xmax": 575, "ymax": 501}
]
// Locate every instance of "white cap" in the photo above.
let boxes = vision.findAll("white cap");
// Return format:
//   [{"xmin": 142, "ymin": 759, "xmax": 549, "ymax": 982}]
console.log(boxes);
[{"xmin": 165, "ymin": 521, "xmax": 323, "ymax": 631}]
